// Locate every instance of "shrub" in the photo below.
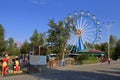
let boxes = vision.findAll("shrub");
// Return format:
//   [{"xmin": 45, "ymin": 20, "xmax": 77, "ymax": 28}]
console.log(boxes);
[{"xmin": 76, "ymin": 53, "xmax": 98, "ymax": 64}]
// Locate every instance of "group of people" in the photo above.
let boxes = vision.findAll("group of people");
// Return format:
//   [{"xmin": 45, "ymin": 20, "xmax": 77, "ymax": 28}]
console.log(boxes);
[{"xmin": 19, "ymin": 54, "xmax": 29, "ymax": 66}]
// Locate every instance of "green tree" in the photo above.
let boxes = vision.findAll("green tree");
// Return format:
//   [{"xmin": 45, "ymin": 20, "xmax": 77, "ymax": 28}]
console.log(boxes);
[
  {"xmin": 39, "ymin": 32, "xmax": 46, "ymax": 46},
  {"xmin": 47, "ymin": 19, "xmax": 71, "ymax": 59},
  {"xmin": 30, "ymin": 29, "xmax": 39, "ymax": 47},
  {"xmin": 8, "ymin": 37, "xmax": 14, "ymax": 47},
  {"xmin": 114, "ymin": 39, "xmax": 120, "ymax": 60},
  {"xmin": 20, "ymin": 40, "xmax": 30, "ymax": 54},
  {"xmin": 30, "ymin": 29, "xmax": 46, "ymax": 55},
  {"xmin": 101, "ymin": 42, "xmax": 108, "ymax": 55},
  {"xmin": 6, "ymin": 37, "xmax": 16, "ymax": 55},
  {"xmin": 109, "ymin": 35, "xmax": 117, "ymax": 58},
  {"xmin": 110, "ymin": 35, "xmax": 117, "ymax": 48},
  {"xmin": 94, "ymin": 44, "xmax": 101, "ymax": 50},
  {"xmin": 30, "ymin": 29, "xmax": 46, "ymax": 46},
  {"xmin": 0, "ymin": 24, "xmax": 6, "ymax": 54}
]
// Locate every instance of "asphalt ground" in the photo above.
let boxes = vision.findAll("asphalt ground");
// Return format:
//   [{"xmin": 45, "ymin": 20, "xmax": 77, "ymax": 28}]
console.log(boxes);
[{"xmin": 0, "ymin": 61, "xmax": 120, "ymax": 80}]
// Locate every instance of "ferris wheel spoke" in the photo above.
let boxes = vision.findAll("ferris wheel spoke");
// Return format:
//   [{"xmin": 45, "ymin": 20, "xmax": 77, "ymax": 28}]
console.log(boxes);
[
  {"xmin": 82, "ymin": 25, "xmax": 92, "ymax": 31},
  {"xmin": 79, "ymin": 16, "xmax": 84, "ymax": 29},
  {"xmin": 81, "ymin": 35, "xmax": 90, "ymax": 43},
  {"xmin": 83, "ymin": 33, "xmax": 95, "ymax": 38},
  {"xmin": 84, "ymin": 31, "xmax": 96, "ymax": 37},
  {"xmin": 83, "ymin": 29, "xmax": 96, "ymax": 33},
  {"xmin": 83, "ymin": 25, "xmax": 96, "ymax": 32},
  {"xmin": 77, "ymin": 19, "xmax": 80, "ymax": 29},
  {"xmin": 83, "ymin": 34, "xmax": 95, "ymax": 42},
  {"xmin": 73, "ymin": 20, "xmax": 79, "ymax": 30},
  {"xmin": 81, "ymin": 36, "xmax": 91, "ymax": 49},
  {"xmin": 68, "ymin": 33, "xmax": 77, "ymax": 45},
  {"xmin": 82, "ymin": 23, "xmax": 89, "ymax": 30},
  {"xmin": 81, "ymin": 36, "xmax": 89, "ymax": 49},
  {"xmin": 69, "ymin": 37, "xmax": 78, "ymax": 52},
  {"xmin": 81, "ymin": 17, "xmax": 87, "ymax": 28},
  {"xmin": 82, "ymin": 17, "xmax": 92, "ymax": 29},
  {"xmin": 83, "ymin": 34, "xmax": 95, "ymax": 43},
  {"xmin": 81, "ymin": 19, "xmax": 88, "ymax": 29},
  {"xmin": 83, "ymin": 32, "xmax": 97, "ymax": 39},
  {"xmin": 82, "ymin": 21, "xmax": 94, "ymax": 30}
]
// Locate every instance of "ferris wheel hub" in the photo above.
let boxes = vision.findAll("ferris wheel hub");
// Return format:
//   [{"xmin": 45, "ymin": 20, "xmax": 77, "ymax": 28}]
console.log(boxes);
[{"xmin": 76, "ymin": 29, "xmax": 82, "ymax": 36}]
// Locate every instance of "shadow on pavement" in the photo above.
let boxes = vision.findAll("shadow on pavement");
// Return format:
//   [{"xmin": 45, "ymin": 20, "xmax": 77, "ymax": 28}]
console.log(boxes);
[
  {"xmin": 1, "ymin": 66, "xmax": 120, "ymax": 80},
  {"xmin": 96, "ymin": 68, "xmax": 120, "ymax": 75},
  {"xmin": 111, "ymin": 68, "xmax": 120, "ymax": 71},
  {"xmin": 28, "ymin": 67, "xmax": 120, "ymax": 80}
]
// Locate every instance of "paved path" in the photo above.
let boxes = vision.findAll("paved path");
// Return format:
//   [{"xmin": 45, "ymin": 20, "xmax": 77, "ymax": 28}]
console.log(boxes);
[{"xmin": 1, "ymin": 61, "xmax": 120, "ymax": 80}]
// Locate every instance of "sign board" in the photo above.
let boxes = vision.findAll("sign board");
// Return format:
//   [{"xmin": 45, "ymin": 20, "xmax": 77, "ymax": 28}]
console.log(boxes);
[{"xmin": 30, "ymin": 55, "xmax": 47, "ymax": 65}]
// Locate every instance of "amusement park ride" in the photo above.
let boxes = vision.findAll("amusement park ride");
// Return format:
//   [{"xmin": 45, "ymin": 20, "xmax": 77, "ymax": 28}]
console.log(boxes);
[{"xmin": 66, "ymin": 10, "xmax": 102, "ymax": 54}]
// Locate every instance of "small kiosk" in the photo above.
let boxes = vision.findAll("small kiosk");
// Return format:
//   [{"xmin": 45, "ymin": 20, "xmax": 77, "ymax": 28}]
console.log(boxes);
[{"xmin": 29, "ymin": 46, "xmax": 47, "ymax": 72}]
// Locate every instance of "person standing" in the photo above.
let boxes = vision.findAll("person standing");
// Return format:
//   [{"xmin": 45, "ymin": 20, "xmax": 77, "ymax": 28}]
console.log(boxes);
[{"xmin": 108, "ymin": 58, "xmax": 110, "ymax": 64}]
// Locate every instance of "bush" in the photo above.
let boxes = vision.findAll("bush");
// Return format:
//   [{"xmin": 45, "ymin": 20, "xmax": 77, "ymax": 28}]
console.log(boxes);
[
  {"xmin": 76, "ymin": 53, "xmax": 98, "ymax": 64},
  {"xmin": 76, "ymin": 53, "xmax": 89, "ymax": 64}
]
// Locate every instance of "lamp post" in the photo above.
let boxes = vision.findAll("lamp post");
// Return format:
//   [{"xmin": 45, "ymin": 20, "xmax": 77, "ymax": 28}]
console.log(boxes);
[{"xmin": 103, "ymin": 22, "xmax": 112, "ymax": 62}]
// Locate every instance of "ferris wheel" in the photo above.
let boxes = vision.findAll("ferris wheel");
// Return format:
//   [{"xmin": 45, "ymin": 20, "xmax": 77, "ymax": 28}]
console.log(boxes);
[{"xmin": 66, "ymin": 10, "xmax": 102, "ymax": 52}]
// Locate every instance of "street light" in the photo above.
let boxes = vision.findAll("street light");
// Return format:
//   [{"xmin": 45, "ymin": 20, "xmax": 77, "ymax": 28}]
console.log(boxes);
[{"xmin": 103, "ymin": 22, "xmax": 113, "ymax": 61}]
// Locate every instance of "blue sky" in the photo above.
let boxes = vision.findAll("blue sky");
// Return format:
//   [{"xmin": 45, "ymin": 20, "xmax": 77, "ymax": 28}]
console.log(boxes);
[{"xmin": 0, "ymin": 0, "xmax": 120, "ymax": 44}]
